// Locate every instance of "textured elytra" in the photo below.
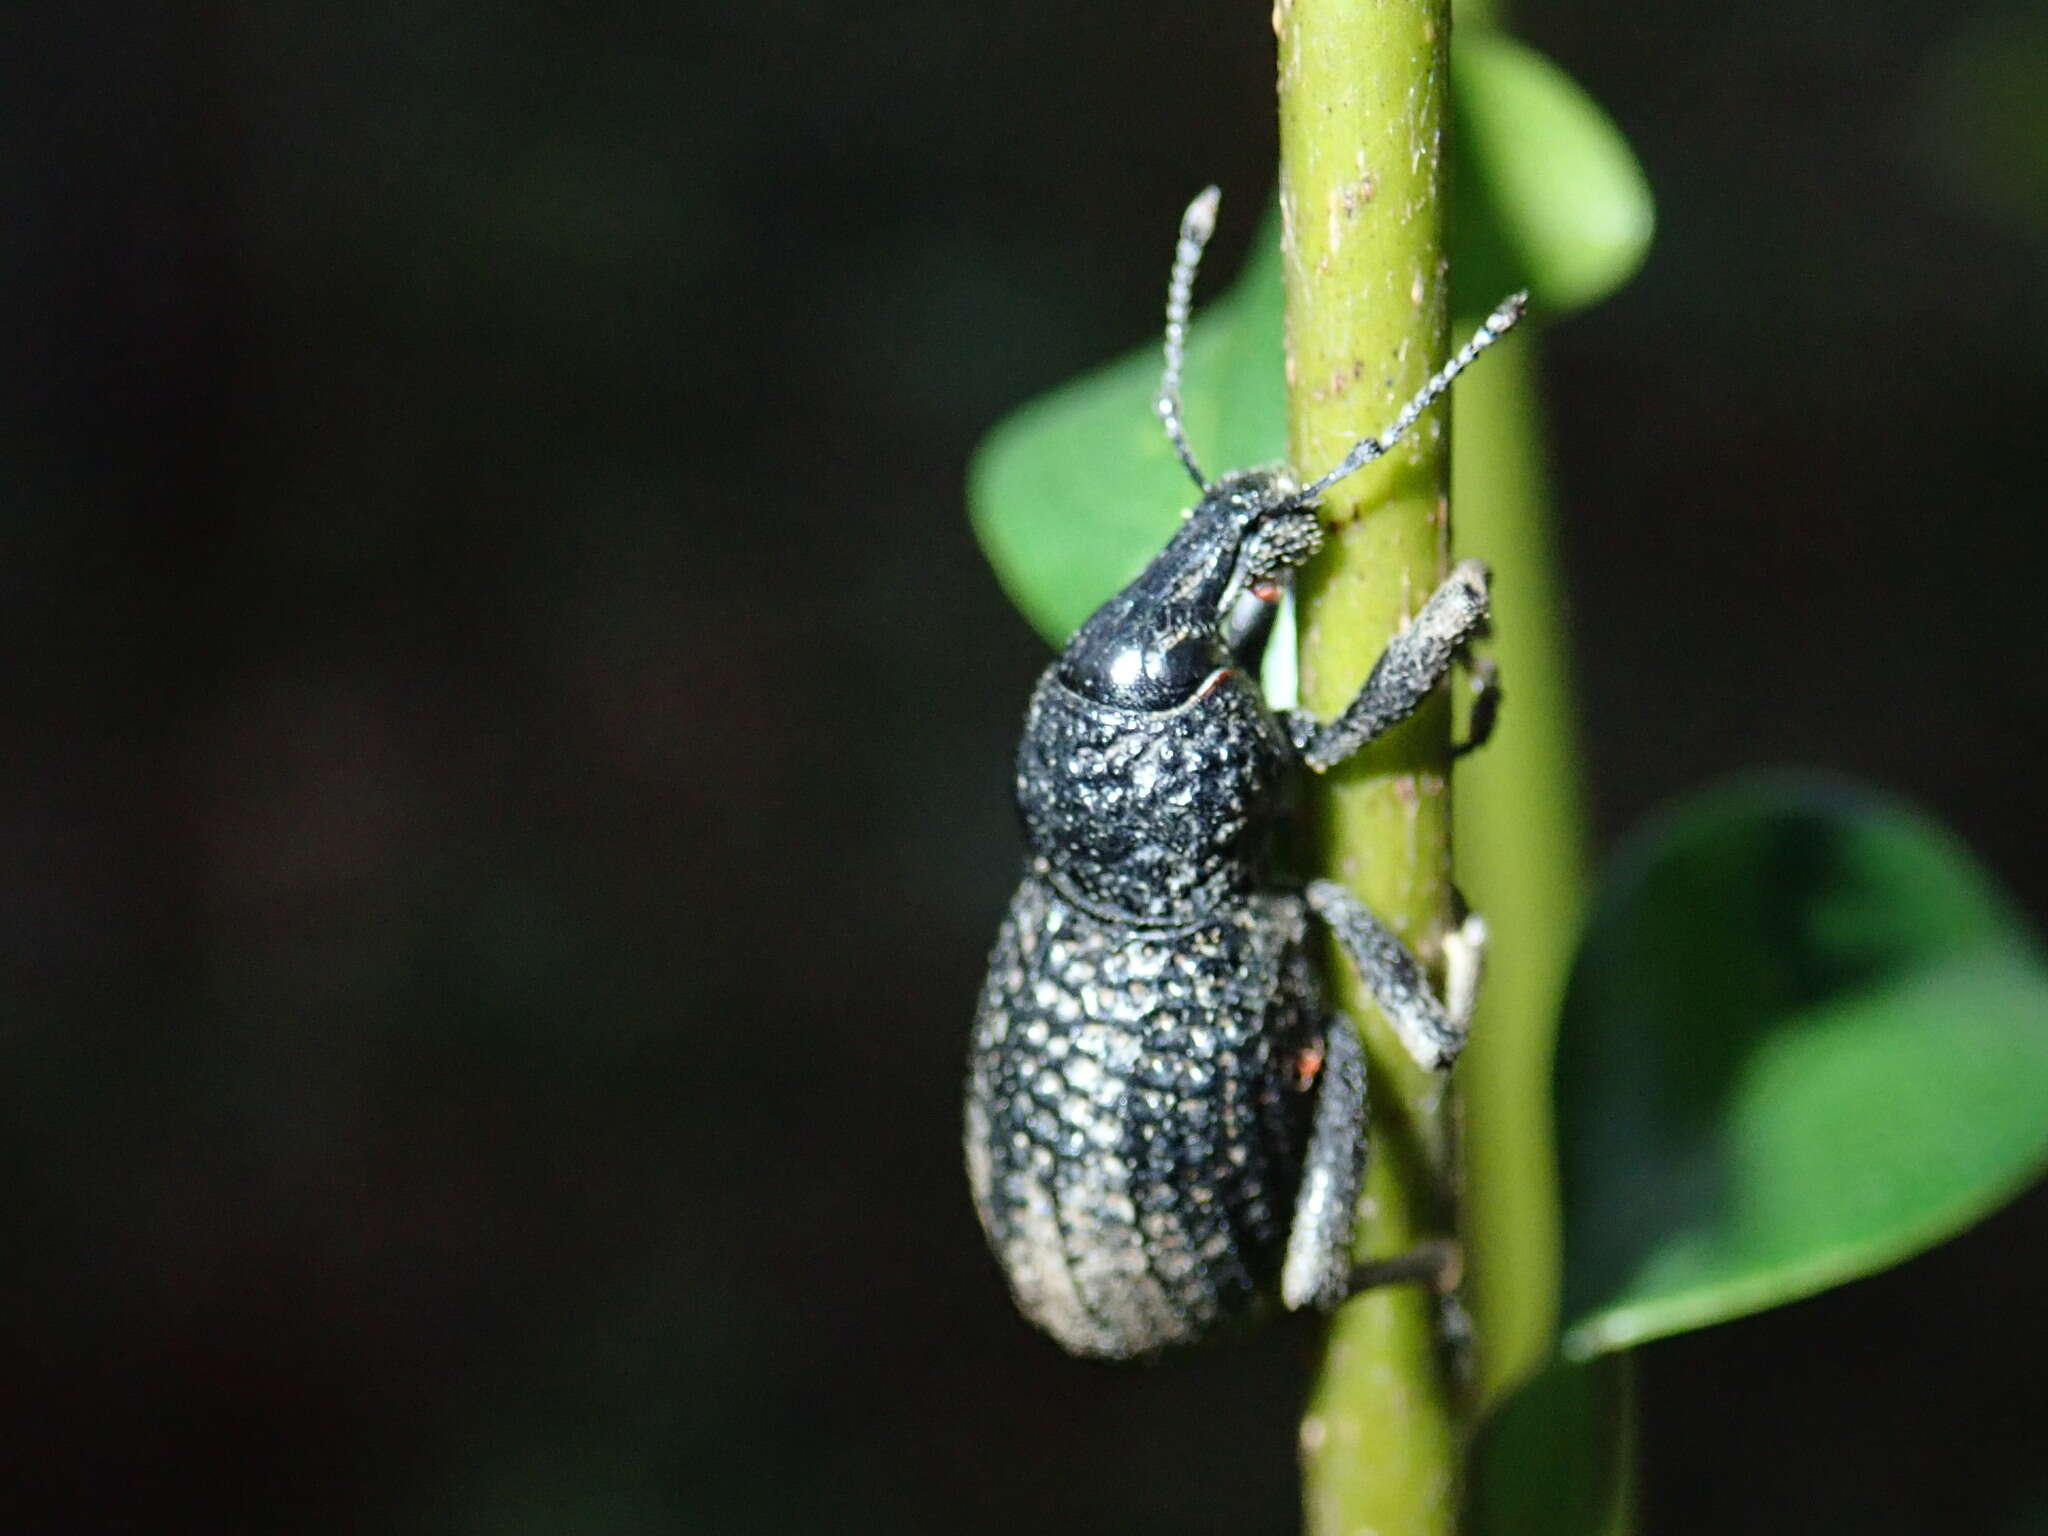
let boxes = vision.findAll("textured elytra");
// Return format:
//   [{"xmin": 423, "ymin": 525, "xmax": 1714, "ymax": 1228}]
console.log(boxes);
[{"xmin": 966, "ymin": 873, "xmax": 1321, "ymax": 1356}]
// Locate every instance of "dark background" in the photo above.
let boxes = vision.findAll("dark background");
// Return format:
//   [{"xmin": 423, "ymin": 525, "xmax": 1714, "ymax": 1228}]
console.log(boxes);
[{"xmin": 7, "ymin": 2, "xmax": 2047, "ymax": 1532}]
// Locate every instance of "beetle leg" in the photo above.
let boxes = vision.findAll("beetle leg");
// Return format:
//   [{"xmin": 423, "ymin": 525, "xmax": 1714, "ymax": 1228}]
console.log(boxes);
[
  {"xmin": 1292, "ymin": 560, "xmax": 1492, "ymax": 772},
  {"xmin": 1282, "ymin": 1037, "xmax": 1476, "ymax": 1362},
  {"xmin": 1280, "ymin": 1012, "xmax": 1368, "ymax": 1312},
  {"xmin": 1450, "ymin": 652, "xmax": 1501, "ymax": 759},
  {"xmin": 1347, "ymin": 1236, "xmax": 1461, "ymax": 1296},
  {"xmin": 1304, "ymin": 880, "xmax": 1483, "ymax": 1072},
  {"xmin": 1344, "ymin": 1239, "xmax": 1475, "ymax": 1372},
  {"xmin": 1220, "ymin": 582, "xmax": 1282, "ymax": 656}
]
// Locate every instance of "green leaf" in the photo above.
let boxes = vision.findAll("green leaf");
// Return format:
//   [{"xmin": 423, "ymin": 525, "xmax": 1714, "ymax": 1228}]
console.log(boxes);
[
  {"xmin": 969, "ymin": 35, "xmax": 1650, "ymax": 646},
  {"xmin": 967, "ymin": 210, "xmax": 1283, "ymax": 646},
  {"xmin": 1557, "ymin": 778, "xmax": 2048, "ymax": 1359},
  {"xmin": 1450, "ymin": 32, "xmax": 1654, "ymax": 317}
]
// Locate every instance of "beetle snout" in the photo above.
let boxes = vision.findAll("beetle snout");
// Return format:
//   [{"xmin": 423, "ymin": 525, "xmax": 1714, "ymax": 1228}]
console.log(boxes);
[{"xmin": 1242, "ymin": 506, "xmax": 1324, "ymax": 587}]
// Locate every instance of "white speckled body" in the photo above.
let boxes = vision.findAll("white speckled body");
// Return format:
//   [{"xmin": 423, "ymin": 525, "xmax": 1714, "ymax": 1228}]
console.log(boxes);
[
  {"xmin": 966, "ymin": 873, "xmax": 1321, "ymax": 1356},
  {"xmin": 967, "ymin": 652, "xmax": 1328, "ymax": 1357},
  {"xmin": 962, "ymin": 241, "xmax": 1516, "ymax": 1356}
]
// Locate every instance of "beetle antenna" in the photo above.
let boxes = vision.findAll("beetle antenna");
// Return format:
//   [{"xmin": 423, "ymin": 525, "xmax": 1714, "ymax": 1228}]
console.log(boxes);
[
  {"xmin": 1156, "ymin": 185, "xmax": 1221, "ymax": 492},
  {"xmin": 1291, "ymin": 291, "xmax": 1529, "ymax": 507}
]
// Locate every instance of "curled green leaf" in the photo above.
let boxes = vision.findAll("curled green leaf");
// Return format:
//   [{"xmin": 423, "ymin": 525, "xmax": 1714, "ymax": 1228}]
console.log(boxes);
[
  {"xmin": 968, "ymin": 214, "xmax": 1283, "ymax": 646},
  {"xmin": 1450, "ymin": 31, "xmax": 1654, "ymax": 318}
]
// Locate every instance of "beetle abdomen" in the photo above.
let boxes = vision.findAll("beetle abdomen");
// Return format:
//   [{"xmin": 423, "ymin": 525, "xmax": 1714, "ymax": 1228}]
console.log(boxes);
[{"xmin": 965, "ymin": 876, "xmax": 1320, "ymax": 1357}]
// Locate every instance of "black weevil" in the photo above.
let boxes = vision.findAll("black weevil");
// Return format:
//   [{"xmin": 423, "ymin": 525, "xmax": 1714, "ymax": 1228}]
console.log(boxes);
[{"xmin": 966, "ymin": 187, "xmax": 1525, "ymax": 1357}]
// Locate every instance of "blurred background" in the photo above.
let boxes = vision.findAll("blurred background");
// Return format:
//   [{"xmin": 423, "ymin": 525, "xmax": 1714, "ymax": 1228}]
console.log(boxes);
[{"xmin": 6, "ymin": 2, "xmax": 2047, "ymax": 1532}]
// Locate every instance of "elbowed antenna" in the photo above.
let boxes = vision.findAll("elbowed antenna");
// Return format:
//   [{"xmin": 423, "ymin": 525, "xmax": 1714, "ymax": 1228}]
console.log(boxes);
[
  {"xmin": 1288, "ymin": 290, "xmax": 1530, "ymax": 509},
  {"xmin": 1156, "ymin": 185, "xmax": 1221, "ymax": 492}
]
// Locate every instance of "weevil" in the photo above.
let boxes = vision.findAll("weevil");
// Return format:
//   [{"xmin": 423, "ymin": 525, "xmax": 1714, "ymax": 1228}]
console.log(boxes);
[{"xmin": 964, "ymin": 187, "xmax": 1526, "ymax": 1358}]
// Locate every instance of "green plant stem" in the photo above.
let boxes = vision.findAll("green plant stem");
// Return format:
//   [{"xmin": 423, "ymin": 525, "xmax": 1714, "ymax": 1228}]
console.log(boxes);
[
  {"xmin": 1453, "ymin": 326, "xmax": 1634, "ymax": 1536},
  {"xmin": 1278, "ymin": 1, "xmax": 1464, "ymax": 1532},
  {"xmin": 1450, "ymin": 331, "xmax": 1587, "ymax": 1405}
]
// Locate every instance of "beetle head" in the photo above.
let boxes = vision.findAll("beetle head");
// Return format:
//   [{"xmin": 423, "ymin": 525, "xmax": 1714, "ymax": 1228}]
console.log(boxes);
[
  {"xmin": 1057, "ymin": 468, "xmax": 1322, "ymax": 711},
  {"xmin": 1204, "ymin": 468, "xmax": 1324, "ymax": 597},
  {"xmin": 1060, "ymin": 185, "xmax": 1525, "ymax": 714}
]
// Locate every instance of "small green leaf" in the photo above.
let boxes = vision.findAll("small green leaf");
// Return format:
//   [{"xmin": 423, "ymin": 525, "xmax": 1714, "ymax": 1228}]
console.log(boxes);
[
  {"xmin": 967, "ymin": 212, "xmax": 1283, "ymax": 646},
  {"xmin": 1558, "ymin": 779, "xmax": 2048, "ymax": 1359},
  {"xmin": 1450, "ymin": 32, "xmax": 1654, "ymax": 317}
]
